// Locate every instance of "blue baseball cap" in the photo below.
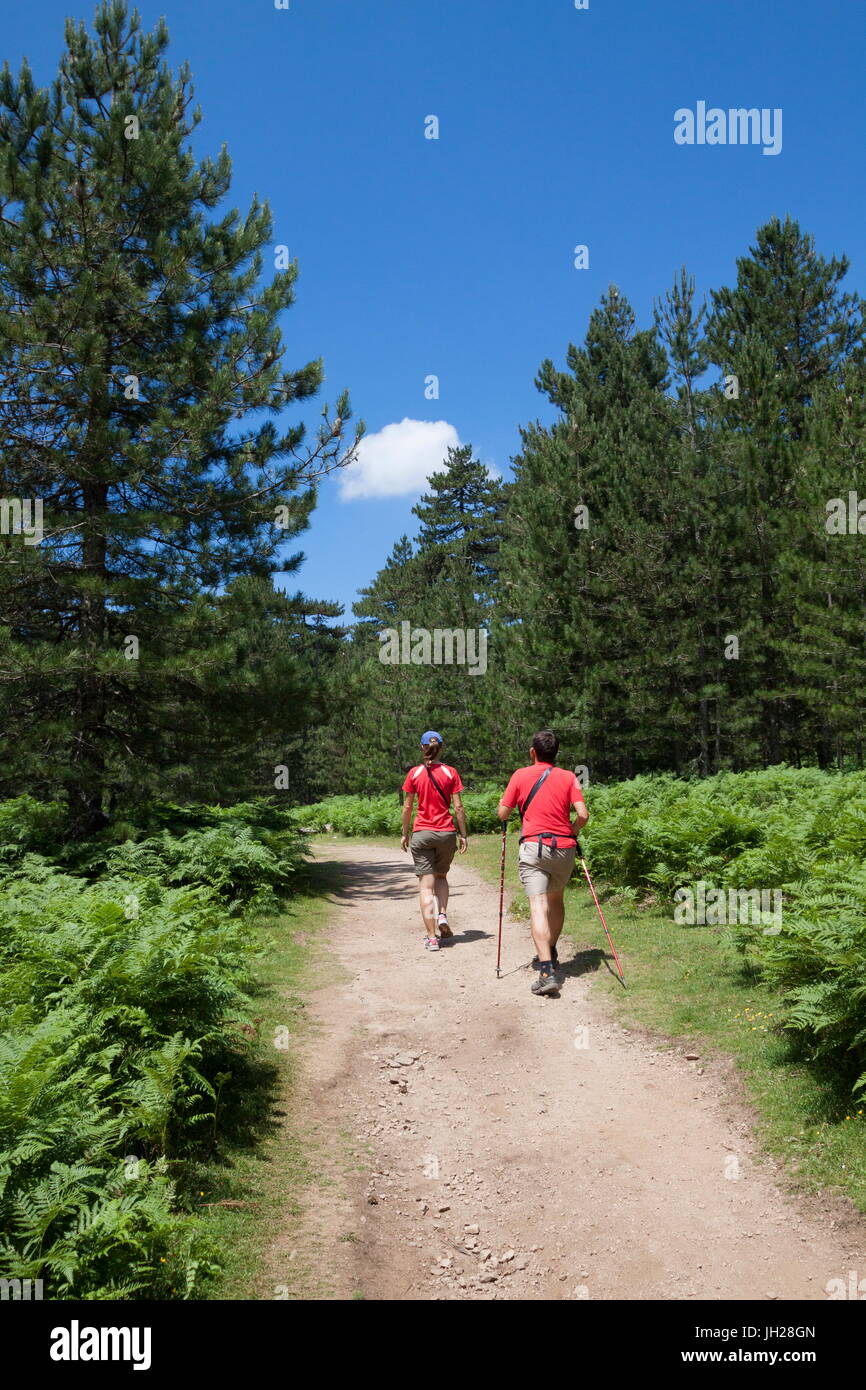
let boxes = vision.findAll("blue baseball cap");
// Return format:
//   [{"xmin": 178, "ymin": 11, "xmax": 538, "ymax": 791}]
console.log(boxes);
[{"xmin": 420, "ymin": 730, "xmax": 443, "ymax": 746}]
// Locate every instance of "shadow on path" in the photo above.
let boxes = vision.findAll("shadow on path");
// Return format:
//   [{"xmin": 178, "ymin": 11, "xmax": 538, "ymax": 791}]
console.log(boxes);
[
  {"xmin": 560, "ymin": 947, "xmax": 606, "ymax": 979},
  {"xmin": 312, "ymin": 853, "xmax": 478, "ymax": 909},
  {"xmin": 439, "ymin": 928, "xmax": 492, "ymax": 947}
]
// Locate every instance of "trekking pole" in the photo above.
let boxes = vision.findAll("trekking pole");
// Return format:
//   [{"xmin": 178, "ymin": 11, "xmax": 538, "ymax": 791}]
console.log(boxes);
[
  {"xmin": 496, "ymin": 820, "xmax": 507, "ymax": 978},
  {"xmin": 576, "ymin": 841, "xmax": 626, "ymax": 987}
]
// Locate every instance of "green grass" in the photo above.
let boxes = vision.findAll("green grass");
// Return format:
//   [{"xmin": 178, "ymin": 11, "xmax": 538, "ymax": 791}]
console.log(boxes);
[
  {"xmin": 468, "ymin": 832, "xmax": 866, "ymax": 1213},
  {"xmin": 194, "ymin": 855, "xmax": 346, "ymax": 1300}
]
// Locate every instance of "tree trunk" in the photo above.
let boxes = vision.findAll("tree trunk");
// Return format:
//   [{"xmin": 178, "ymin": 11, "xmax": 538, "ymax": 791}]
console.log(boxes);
[
  {"xmin": 67, "ymin": 481, "xmax": 109, "ymax": 839},
  {"xmin": 697, "ymin": 640, "xmax": 710, "ymax": 776}
]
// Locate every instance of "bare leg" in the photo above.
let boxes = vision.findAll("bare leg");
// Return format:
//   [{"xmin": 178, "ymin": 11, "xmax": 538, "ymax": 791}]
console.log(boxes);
[
  {"xmin": 529, "ymin": 891, "xmax": 553, "ymax": 961},
  {"xmin": 434, "ymin": 874, "xmax": 449, "ymax": 914},
  {"xmin": 547, "ymin": 889, "xmax": 565, "ymax": 952},
  {"xmin": 418, "ymin": 873, "xmax": 438, "ymax": 935},
  {"xmin": 529, "ymin": 888, "xmax": 566, "ymax": 960}
]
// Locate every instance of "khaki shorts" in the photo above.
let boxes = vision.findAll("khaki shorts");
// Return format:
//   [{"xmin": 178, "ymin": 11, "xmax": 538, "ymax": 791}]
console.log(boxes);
[
  {"xmin": 518, "ymin": 839, "xmax": 577, "ymax": 897},
  {"xmin": 410, "ymin": 829, "xmax": 457, "ymax": 877}
]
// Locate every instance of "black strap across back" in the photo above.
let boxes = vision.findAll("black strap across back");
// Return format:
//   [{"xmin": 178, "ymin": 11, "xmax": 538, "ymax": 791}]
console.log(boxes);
[
  {"xmin": 518, "ymin": 767, "xmax": 552, "ymax": 821},
  {"xmin": 424, "ymin": 764, "xmax": 453, "ymax": 811},
  {"xmin": 517, "ymin": 766, "xmax": 577, "ymax": 855}
]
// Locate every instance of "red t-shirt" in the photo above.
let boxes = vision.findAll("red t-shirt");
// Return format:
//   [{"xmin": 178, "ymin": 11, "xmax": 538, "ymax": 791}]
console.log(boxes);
[
  {"xmin": 402, "ymin": 762, "xmax": 463, "ymax": 832},
  {"xmin": 501, "ymin": 763, "xmax": 586, "ymax": 841}
]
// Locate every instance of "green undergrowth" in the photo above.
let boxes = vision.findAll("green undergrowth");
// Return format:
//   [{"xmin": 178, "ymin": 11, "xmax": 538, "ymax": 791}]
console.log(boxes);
[{"xmin": 0, "ymin": 795, "xmax": 325, "ymax": 1299}]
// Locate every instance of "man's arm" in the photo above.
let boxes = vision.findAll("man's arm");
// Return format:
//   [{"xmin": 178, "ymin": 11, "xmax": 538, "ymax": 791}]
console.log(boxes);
[
  {"xmin": 400, "ymin": 792, "xmax": 414, "ymax": 851},
  {"xmin": 452, "ymin": 792, "xmax": 468, "ymax": 852},
  {"xmin": 571, "ymin": 795, "xmax": 589, "ymax": 838},
  {"xmin": 497, "ymin": 773, "xmax": 517, "ymax": 823}
]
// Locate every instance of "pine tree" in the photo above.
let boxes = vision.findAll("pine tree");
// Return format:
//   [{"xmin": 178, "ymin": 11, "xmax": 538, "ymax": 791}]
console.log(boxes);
[
  {"xmin": 502, "ymin": 286, "xmax": 680, "ymax": 778},
  {"xmin": 411, "ymin": 444, "xmax": 508, "ymax": 611},
  {"xmin": 339, "ymin": 448, "xmax": 507, "ymax": 790},
  {"xmin": 0, "ymin": 2, "xmax": 359, "ymax": 833},
  {"xmin": 157, "ymin": 578, "xmax": 347, "ymax": 807},
  {"xmin": 705, "ymin": 216, "xmax": 866, "ymax": 765},
  {"xmin": 652, "ymin": 267, "xmax": 749, "ymax": 774},
  {"xmin": 782, "ymin": 361, "xmax": 866, "ymax": 766},
  {"xmin": 348, "ymin": 536, "xmax": 430, "ymax": 790}
]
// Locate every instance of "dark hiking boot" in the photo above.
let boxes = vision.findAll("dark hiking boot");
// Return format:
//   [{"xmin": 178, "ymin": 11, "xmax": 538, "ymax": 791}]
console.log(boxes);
[{"xmin": 531, "ymin": 969, "xmax": 560, "ymax": 996}]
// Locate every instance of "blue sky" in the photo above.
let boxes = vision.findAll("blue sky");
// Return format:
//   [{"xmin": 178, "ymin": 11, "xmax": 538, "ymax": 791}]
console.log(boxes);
[{"xmin": 6, "ymin": 0, "xmax": 865, "ymax": 615}]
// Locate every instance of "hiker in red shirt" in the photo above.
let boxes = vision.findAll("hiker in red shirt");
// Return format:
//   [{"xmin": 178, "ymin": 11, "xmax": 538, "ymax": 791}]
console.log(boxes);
[
  {"xmin": 498, "ymin": 730, "xmax": 589, "ymax": 995},
  {"xmin": 401, "ymin": 731, "xmax": 468, "ymax": 951}
]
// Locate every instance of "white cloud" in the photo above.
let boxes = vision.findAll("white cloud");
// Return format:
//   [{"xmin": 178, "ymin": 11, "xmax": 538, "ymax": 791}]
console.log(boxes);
[{"xmin": 338, "ymin": 418, "xmax": 461, "ymax": 501}]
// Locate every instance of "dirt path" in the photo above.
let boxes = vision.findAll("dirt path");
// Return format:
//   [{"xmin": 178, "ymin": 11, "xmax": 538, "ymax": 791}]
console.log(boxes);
[{"xmin": 266, "ymin": 840, "xmax": 865, "ymax": 1301}]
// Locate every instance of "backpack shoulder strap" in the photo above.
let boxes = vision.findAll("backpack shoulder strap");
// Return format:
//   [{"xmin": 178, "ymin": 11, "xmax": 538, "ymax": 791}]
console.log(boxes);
[
  {"xmin": 518, "ymin": 767, "xmax": 552, "ymax": 822},
  {"xmin": 424, "ymin": 764, "xmax": 452, "ymax": 810}
]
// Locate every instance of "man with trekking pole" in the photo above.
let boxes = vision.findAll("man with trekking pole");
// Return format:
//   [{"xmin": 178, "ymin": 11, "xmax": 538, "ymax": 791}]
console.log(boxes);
[
  {"xmin": 401, "ymin": 731, "xmax": 468, "ymax": 951},
  {"xmin": 497, "ymin": 730, "xmax": 588, "ymax": 995}
]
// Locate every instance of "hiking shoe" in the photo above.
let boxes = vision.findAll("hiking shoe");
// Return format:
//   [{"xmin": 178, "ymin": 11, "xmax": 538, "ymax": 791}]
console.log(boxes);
[
  {"xmin": 531, "ymin": 970, "xmax": 560, "ymax": 995},
  {"xmin": 425, "ymin": 935, "xmax": 440, "ymax": 951},
  {"xmin": 437, "ymin": 913, "xmax": 453, "ymax": 938},
  {"xmin": 531, "ymin": 947, "xmax": 559, "ymax": 969}
]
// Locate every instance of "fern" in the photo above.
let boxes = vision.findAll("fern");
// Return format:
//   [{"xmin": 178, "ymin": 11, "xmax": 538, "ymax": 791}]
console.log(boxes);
[{"xmin": 0, "ymin": 856, "xmax": 255, "ymax": 1297}]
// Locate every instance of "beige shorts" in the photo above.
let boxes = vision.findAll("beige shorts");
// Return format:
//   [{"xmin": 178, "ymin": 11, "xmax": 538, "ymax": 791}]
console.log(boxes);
[
  {"xmin": 518, "ymin": 839, "xmax": 577, "ymax": 896},
  {"xmin": 410, "ymin": 829, "xmax": 457, "ymax": 877}
]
